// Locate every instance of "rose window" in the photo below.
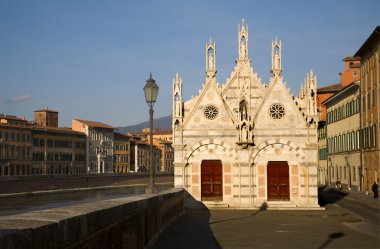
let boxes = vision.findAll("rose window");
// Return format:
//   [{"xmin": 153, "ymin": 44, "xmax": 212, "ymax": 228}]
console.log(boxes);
[
  {"xmin": 269, "ymin": 103, "xmax": 285, "ymax": 119},
  {"xmin": 204, "ymin": 105, "xmax": 219, "ymax": 120}
]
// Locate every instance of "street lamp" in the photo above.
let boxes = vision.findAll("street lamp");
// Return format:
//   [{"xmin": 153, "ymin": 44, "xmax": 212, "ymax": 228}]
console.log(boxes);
[{"xmin": 144, "ymin": 73, "xmax": 159, "ymax": 194}]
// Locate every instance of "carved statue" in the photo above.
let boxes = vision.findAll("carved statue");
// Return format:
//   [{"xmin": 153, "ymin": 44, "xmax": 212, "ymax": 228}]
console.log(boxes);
[
  {"xmin": 274, "ymin": 50, "xmax": 280, "ymax": 69},
  {"xmin": 209, "ymin": 53, "xmax": 214, "ymax": 69},
  {"xmin": 241, "ymin": 41, "xmax": 246, "ymax": 58},
  {"xmin": 174, "ymin": 94, "xmax": 181, "ymax": 117}
]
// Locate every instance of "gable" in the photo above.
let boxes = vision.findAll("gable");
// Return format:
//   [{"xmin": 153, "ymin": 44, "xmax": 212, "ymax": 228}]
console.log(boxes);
[
  {"xmin": 254, "ymin": 77, "xmax": 306, "ymax": 129},
  {"xmin": 183, "ymin": 80, "xmax": 235, "ymax": 130}
]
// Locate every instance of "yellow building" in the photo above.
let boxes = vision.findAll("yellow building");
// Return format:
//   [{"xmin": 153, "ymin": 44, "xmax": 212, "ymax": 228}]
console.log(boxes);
[
  {"xmin": 31, "ymin": 126, "xmax": 86, "ymax": 175},
  {"xmin": 114, "ymin": 132, "xmax": 131, "ymax": 173},
  {"xmin": 324, "ymin": 82, "xmax": 361, "ymax": 190},
  {"xmin": 355, "ymin": 26, "xmax": 380, "ymax": 192}
]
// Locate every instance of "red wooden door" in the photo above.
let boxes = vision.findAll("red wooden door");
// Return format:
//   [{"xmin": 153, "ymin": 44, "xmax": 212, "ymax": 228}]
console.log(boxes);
[
  {"xmin": 267, "ymin": 161, "xmax": 290, "ymax": 201},
  {"xmin": 201, "ymin": 160, "xmax": 223, "ymax": 201}
]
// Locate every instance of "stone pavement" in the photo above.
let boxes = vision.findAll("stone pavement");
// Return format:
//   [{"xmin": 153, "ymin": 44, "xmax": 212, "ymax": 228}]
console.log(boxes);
[{"xmin": 151, "ymin": 193, "xmax": 380, "ymax": 249}]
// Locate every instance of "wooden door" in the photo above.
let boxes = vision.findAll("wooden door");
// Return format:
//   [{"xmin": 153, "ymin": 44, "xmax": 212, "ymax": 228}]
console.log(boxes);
[
  {"xmin": 267, "ymin": 161, "xmax": 290, "ymax": 201},
  {"xmin": 201, "ymin": 160, "xmax": 223, "ymax": 201}
]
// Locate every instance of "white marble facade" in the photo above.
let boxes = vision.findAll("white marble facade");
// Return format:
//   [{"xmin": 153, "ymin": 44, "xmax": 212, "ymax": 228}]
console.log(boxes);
[{"xmin": 172, "ymin": 19, "xmax": 320, "ymax": 209}]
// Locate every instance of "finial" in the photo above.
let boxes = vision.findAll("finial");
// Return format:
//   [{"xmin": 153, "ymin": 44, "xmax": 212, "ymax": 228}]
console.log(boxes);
[
  {"xmin": 150, "ymin": 72, "xmax": 152, "ymax": 78},
  {"xmin": 242, "ymin": 18, "xmax": 245, "ymax": 24},
  {"xmin": 210, "ymin": 36, "xmax": 212, "ymax": 43}
]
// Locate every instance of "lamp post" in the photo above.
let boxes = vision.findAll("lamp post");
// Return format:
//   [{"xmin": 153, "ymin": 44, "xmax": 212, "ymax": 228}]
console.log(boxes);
[{"xmin": 144, "ymin": 73, "xmax": 159, "ymax": 194}]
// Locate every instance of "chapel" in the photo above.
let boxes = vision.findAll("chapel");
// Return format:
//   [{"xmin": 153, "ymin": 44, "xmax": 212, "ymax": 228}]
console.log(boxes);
[{"xmin": 172, "ymin": 19, "xmax": 320, "ymax": 209}]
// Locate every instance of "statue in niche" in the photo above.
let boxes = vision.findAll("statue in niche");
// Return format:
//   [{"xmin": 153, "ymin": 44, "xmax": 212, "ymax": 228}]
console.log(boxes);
[
  {"xmin": 208, "ymin": 52, "xmax": 214, "ymax": 69},
  {"xmin": 240, "ymin": 40, "xmax": 246, "ymax": 58},
  {"xmin": 174, "ymin": 94, "xmax": 181, "ymax": 117},
  {"xmin": 239, "ymin": 100, "xmax": 248, "ymax": 121},
  {"xmin": 274, "ymin": 50, "xmax": 280, "ymax": 69}
]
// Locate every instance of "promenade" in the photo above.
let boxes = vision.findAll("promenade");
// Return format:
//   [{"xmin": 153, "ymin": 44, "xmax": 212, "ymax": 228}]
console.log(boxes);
[{"xmin": 152, "ymin": 191, "xmax": 380, "ymax": 249}]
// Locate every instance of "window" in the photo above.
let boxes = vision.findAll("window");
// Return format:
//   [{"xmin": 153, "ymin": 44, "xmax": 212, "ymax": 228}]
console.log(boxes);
[
  {"xmin": 373, "ymin": 89, "xmax": 376, "ymax": 107},
  {"xmin": 367, "ymin": 92, "xmax": 371, "ymax": 109},
  {"xmin": 353, "ymin": 166, "xmax": 356, "ymax": 181},
  {"xmin": 374, "ymin": 125, "xmax": 377, "ymax": 148},
  {"xmin": 356, "ymin": 130, "xmax": 360, "ymax": 149},
  {"xmin": 353, "ymin": 72, "xmax": 358, "ymax": 76},
  {"xmin": 204, "ymin": 105, "xmax": 219, "ymax": 120},
  {"xmin": 269, "ymin": 103, "xmax": 285, "ymax": 119},
  {"xmin": 363, "ymin": 95, "xmax": 366, "ymax": 112}
]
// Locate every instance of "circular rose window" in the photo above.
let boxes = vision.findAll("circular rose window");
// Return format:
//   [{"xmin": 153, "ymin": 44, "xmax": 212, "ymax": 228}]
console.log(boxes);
[
  {"xmin": 269, "ymin": 103, "xmax": 285, "ymax": 119},
  {"xmin": 204, "ymin": 105, "xmax": 219, "ymax": 120}
]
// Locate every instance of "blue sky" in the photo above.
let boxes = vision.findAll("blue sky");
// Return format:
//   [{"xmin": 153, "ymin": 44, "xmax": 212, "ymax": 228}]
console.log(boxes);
[{"xmin": 0, "ymin": 0, "xmax": 379, "ymax": 127}]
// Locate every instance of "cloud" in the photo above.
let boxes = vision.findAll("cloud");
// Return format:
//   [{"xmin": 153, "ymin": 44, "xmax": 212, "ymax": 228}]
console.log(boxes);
[{"xmin": 8, "ymin": 94, "xmax": 31, "ymax": 103}]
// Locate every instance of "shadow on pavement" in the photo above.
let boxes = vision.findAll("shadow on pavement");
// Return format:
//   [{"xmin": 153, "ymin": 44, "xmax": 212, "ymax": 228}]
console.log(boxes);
[
  {"xmin": 318, "ymin": 185, "xmax": 348, "ymax": 207},
  {"xmin": 151, "ymin": 191, "xmax": 222, "ymax": 249},
  {"xmin": 316, "ymin": 232, "xmax": 345, "ymax": 249},
  {"xmin": 209, "ymin": 202, "xmax": 267, "ymax": 225}
]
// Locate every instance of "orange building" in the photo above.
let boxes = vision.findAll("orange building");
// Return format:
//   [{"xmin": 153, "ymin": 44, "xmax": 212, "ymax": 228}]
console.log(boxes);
[{"xmin": 354, "ymin": 26, "xmax": 380, "ymax": 192}]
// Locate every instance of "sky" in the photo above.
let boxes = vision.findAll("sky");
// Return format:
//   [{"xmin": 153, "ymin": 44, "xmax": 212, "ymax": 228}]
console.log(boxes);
[{"xmin": 0, "ymin": 0, "xmax": 379, "ymax": 127}]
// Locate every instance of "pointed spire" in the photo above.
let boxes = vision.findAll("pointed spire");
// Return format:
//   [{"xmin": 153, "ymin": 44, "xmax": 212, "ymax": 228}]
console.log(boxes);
[
  {"xmin": 271, "ymin": 36, "xmax": 282, "ymax": 77},
  {"xmin": 238, "ymin": 18, "xmax": 249, "ymax": 60},
  {"xmin": 206, "ymin": 36, "xmax": 216, "ymax": 77}
]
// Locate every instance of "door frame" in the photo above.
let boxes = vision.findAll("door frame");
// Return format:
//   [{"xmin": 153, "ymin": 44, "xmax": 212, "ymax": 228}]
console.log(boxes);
[
  {"xmin": 201, "ymin": 159, "xmax": 223, "ymax": 201},
  {"xmin": 266, "ymin": 161, "xmax": 290, "ymax": 201}
]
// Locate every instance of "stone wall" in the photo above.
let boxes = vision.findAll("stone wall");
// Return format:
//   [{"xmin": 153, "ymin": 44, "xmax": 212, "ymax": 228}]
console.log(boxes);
[
  {"xmin": 0, "ymin": 188, "xmax": 184, "ymax": 249},
  {"xmin": 0, "ymin": 173, "xmax": 173, "ymax": 194}
]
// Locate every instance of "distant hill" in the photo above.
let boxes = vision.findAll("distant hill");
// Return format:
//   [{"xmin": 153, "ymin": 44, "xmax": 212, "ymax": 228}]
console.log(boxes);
[{"xmin": 117, "ymin": 115, "xmax": 172, "ymax": 133}]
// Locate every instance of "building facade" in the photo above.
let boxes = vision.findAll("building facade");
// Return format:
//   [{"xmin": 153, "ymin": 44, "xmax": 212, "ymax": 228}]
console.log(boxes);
[
  {"xmin": 0, "ymin": 115, "xmax": 32, "ymax": 176},
  {"xmin": 130, "ymin": 138, "xmax": 161, "ymax": 173},
  {"xmin": 72, "ymin": 119, "xmax": 115, "ymax": 173},
  {"xmin": 31, "ymin": 126, "xmax": 86, "ymax": 175},
  {"xmin": 153, "ymin": 138, "xmax": 174, "ymax": 172},
  {"xmin": 172, "ymin": 20, "xmax": 320, "ymax": 209},
  {"xmin": 324, "ymin": 82, "xmax": 361, "ymax": 190},
  {"xmin": 316, "ymin": 56, "xmax": 360, "ymax": 185},
  {"xmin": 355, "ymin": 26, "xmax": 380, "ymax": 192},
  {"xmin": 114, "ymin": 132, "xmax": 131, "ymax": 173},
  {"xmin": 34, "ymin": 108, "xmax": 59, "ymax": 128}
]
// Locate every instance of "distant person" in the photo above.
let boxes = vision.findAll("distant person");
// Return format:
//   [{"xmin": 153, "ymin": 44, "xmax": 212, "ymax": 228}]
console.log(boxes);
[{"xmin": 372, "ymin": 182, "xmax": 379, "ymax": 199}]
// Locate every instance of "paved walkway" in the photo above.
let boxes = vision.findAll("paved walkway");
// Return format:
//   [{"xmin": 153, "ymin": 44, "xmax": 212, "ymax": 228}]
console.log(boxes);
[{"xmin": 152, "ymin": 192, "xmax": 380, "ymax": 249}]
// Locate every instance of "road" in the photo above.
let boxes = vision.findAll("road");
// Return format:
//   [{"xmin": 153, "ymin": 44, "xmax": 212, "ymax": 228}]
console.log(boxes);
[
  {"xmin": 0, "ymin": 183, "xmax": 173, "ymax": 217},
  {"xmin": 319, "ymin": 188, "xmax": 380, "ymax": 239}
]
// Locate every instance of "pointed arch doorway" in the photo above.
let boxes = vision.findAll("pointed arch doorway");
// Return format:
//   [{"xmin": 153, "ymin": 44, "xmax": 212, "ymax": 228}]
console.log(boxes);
[
  {"xmin": 267, "ymin": 161, "xmax": 290, "ymax": 201},
  {"xmin": 201, "ymin": 160, "xmax": 223, "ymax": 201}
]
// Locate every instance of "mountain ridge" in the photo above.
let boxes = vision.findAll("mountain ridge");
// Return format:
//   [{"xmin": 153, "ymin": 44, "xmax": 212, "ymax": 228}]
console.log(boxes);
[{"xmin": 117, "ymin": 115, "xmax": 172, "ymax": 133}]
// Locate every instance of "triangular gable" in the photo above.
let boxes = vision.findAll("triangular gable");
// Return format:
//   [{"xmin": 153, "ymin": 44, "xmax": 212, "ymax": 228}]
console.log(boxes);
[
  {"xmin": 221, "ymin": 61, "xmax": 265, "ymax": 95},
  {"xmin": 253, "ymin": 76, "xmax": 307, "ymax": 129},
  {"xmin": 183, "ymin": 77, "xmax": 236, "ymax": 129}
]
